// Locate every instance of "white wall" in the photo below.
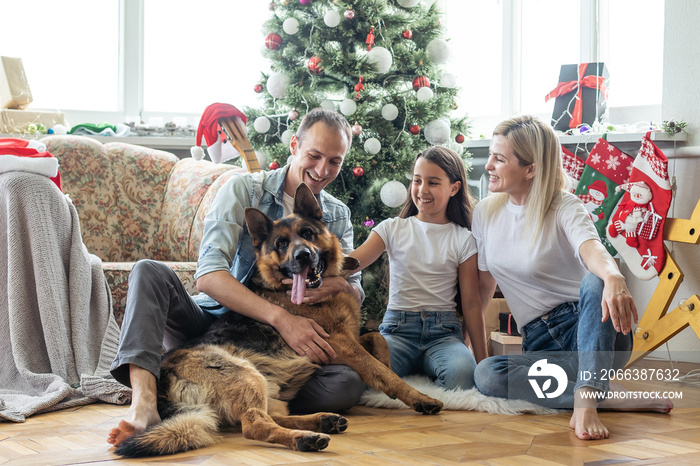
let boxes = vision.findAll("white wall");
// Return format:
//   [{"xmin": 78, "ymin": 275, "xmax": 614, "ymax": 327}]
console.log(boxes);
[{"xmin": 624, "ymin": 0, "xmax": 700, "ymax": 361}]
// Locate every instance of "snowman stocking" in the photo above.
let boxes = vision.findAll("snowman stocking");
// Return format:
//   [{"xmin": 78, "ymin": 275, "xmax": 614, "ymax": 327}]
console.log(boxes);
[
  {"xmin": 606, "ymin": 132, "xmax": 671, "ymax": 280},
  {"xmin": 574, "ymin": 137, "xmax": 635, "ymax": 256}
]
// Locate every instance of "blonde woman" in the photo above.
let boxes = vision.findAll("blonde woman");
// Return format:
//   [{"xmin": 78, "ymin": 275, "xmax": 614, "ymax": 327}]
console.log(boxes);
[{"xmin": 472, "ymin": 115, "xmax": 672, "ymax": 440}]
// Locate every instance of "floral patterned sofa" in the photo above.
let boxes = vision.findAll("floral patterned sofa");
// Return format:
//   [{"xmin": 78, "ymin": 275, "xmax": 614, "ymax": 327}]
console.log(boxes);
[{"xmin": 42, "ymin": 135, "xmax": 246, "ymax": 326}]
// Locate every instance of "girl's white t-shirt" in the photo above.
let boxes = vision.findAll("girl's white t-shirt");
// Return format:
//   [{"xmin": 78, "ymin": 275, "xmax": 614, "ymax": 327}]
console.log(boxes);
[
  {"xmin": 471, "ymin": 191, "xmax": 600, "ymax": 332},
  {"xmin": 373, "ymin": 216, "xmax": 477, "ymax": 312}
]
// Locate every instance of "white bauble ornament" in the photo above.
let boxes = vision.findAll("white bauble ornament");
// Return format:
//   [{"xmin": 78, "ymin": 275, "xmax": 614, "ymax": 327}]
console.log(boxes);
[
  {"xmin": 426, "ymin": 38, "xmax": 450, "ymax": 64},
  {"xmin": 267, "ymin": 72, "xmax": 290, "ymax": 98},
  {"xmin": 396, "ymin": 0, "xmax": 420, "ymax": 7},
  {"xmin": 255, "ymin": 150, "xmax": 268, "ymax": 167},
  {"xmin": 281, "ymin": 129, "xmax": 294, "ymax": 145},
  {"xmin": 424, "ymin": 119, "xmax": 451, "ymax": 145},
  {"xmin": 339, "ymin": 98, "xmax": 357, "ymax": 116},
  {"xmin": 366, "ymin": 46, "xmax": 393, "ymax": 73},
  {"xmin": 364, "ymin": 137, "xmax": 381, "ymax": 154},
  {"xmin": 283, "ymin": 18, "xmax": 299, "ymax": 35},
  {"xmin": 447, "ymin": 141, "xmax": 464, "ymax": 156},
  {"xmin": 381, "ymin": 103, "xmax": 399, "ymax": 121},
  {"xmin": 320, "ymin": 99, "xmax": 336, "ymax": 110},
  {"xmin": 324, "ymin": 10, "xmax": 341, "ymax": 27},
  {"xmin": 380, "ymin": 180, "xmax": 408, "ymax": 208},
  {"xmin": 254, "ymin": 116, "xmax": 271, "ymax": 133},
  {"xmin": 440, "ymin": 73, "xmax": 457, "ymax": 88},
  {"xmin": 416, "ymin": 87, "xmax": 434, "ymax": 101}
]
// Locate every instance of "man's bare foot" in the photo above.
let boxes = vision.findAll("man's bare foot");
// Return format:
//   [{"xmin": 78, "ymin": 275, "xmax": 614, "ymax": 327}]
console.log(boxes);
[
  {"xmin": 570, "ymin": 387, "xmax": 609, "ymax": 440},
  {"xmin": 598, "ymin": 382, "xmax": 674, "ymax": 413},
  {"xmin": 107, "ymin": 399, "xmax": 161, "ymax": 447}
]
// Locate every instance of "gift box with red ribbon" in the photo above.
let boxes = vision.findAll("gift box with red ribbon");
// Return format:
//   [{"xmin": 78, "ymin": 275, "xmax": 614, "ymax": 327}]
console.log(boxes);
[{"xmin": 545, "ymin": 62, "xmax": 609, "ymax": 132}]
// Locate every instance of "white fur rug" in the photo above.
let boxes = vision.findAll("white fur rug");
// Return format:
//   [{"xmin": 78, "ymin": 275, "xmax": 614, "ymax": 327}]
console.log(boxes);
[{"xmin": 359, "ymin": 376, "xmax": 560, "ymax": 415}]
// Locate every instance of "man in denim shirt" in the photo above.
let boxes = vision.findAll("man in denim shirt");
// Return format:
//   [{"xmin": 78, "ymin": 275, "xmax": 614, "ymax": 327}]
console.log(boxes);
[{"xmin": 108, "ymin": 109, "xmax": 364, "ymax": 447}]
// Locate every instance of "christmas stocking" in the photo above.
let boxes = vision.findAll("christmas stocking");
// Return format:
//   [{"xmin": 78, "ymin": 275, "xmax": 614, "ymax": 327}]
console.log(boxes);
[
  {"xmin": 606, "ymin": 132, "xmax": 671, "ymax": 280},
  {"xmin": 574, "ymin": 137, "xmax": 634, "ymax": 256},
  {"xmin": 562, "ymin": 145, "xmax": 585, "ymax": 193}
]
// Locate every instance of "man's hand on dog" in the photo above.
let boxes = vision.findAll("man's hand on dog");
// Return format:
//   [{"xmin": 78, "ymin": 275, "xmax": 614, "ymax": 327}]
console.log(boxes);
[{"xmin": 276, "ymin": 312, "xmax": 336, "ymax": 364}]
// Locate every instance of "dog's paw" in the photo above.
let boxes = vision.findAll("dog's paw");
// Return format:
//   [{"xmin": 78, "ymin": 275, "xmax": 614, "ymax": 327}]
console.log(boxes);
[
  {"xmin": 320, "ymin": 414, "xmax": 348, "ymax": 434},
  {"xmin": 412, "ymin": 398, "xmax": 443, "ymax": 415},
  {"xmin": 294, "ymin": 433, "xmax": 330, "ymax": 452}
]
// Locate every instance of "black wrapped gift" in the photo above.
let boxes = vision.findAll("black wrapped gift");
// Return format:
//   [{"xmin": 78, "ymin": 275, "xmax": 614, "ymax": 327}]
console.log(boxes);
[
  {"xmin": 546, "ymin": 62, "xmax": 609, "ymax": 132},
  {"xmin": 498, "ymin": 312, "xmax": 520, "ymax": 336}
]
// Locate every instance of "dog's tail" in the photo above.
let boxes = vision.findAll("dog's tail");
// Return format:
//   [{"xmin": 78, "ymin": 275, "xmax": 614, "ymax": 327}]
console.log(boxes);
[{"xmin": 114, "ymin": 404, "xmax": 221, "ymax": 458}]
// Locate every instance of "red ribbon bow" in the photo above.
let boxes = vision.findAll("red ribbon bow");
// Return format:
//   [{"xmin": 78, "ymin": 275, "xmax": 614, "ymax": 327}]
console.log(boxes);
[{"xmin": 545, "ymin": 63, "xmax": 608, "ymax": 129}]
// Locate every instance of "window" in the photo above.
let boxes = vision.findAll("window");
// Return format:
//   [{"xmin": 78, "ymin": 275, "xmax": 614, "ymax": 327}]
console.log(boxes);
[
  {"xmin": 143, "ymin": 0, "xmax": 270, "ymax": 116},
  {"xmin": 0, "ymin": 0, "xmax": 120, "ymax": 112}
]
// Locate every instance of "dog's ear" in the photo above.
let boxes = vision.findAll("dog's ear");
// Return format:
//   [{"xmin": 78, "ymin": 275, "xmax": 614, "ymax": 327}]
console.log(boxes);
[
  {"xmin": 244, "ymin": 207, "xmax": 273, "ymax": 248},
  {"xmin": 293, "ymin": 183, "xmax": 323, "ymax": 221}
]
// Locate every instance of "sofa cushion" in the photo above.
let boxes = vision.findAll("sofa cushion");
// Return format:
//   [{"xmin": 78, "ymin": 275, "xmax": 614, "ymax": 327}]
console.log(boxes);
[
  {"xmin": 188, "ymin": 169, "xmax": 242, "ymax": 260},
  {"xmin": 43, "ymin": 136, "xmax": 120, "ymax": 261},
  {"xmin": 105, "ymin": 142, "xmax": 178, "ymax": 261},
  {"xmin": 155, "ymin": 158, "xmax": 243, "ymax": 262}
]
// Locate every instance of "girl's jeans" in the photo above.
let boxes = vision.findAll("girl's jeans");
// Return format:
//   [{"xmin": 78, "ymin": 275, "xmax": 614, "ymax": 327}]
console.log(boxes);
[
  {"xmin": 379, "ymin": 310, "xmax": 477, "ymax": 390},
  {"xmin": 474, "ymin": 273, "xmax": 633, "ymax": 408}
]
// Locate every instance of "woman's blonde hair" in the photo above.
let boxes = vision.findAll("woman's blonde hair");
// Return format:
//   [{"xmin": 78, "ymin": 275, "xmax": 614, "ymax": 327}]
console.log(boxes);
[{"xmin": 481, "ymin": 115, "xmax": 567, "ymax": 239}]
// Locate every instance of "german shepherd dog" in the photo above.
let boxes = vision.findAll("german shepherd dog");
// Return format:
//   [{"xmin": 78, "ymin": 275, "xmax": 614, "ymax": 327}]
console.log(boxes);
[{"xmin": 115, "ymin": 183, "xmax": 442, "ymax": 458}]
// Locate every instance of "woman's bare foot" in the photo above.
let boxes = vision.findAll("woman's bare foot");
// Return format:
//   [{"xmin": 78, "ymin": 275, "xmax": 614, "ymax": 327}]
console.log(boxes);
[
  {"xmin": 570, "ymin": 388, "xmax": 609, "ymax": 440},
  {"xmin": 598, "ymin": 382, "xmax": 674, "ymax": 413}
]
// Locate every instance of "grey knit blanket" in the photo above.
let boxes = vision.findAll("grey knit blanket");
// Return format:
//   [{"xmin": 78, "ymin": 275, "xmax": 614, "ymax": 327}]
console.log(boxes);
[{"xmin": 0, "ymin": 172, "xmax": 130, "ymax": 422}]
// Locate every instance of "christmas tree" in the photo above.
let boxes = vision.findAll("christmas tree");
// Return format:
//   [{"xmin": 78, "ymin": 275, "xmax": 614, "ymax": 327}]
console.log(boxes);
[{"xmin": 245, "ymin": 0, "xmax": 470, "ymax": 323}]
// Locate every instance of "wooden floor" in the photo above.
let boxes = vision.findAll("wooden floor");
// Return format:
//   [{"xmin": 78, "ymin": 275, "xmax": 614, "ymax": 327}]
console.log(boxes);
[{"xmin": 2, "ymin": 365, "xmax": 700, "ymax": 465}]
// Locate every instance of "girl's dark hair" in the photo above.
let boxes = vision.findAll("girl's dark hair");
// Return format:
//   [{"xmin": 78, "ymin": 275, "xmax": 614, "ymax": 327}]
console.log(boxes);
[{"xmin": 398, "ymin": 146, "xmax": 475, "ymax": 229}]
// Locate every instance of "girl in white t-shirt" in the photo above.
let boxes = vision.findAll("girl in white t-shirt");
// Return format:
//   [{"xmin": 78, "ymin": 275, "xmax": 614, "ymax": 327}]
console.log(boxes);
[{"xmin": 350, "ymin": 147, "xmax": 487, "ymax": 390}]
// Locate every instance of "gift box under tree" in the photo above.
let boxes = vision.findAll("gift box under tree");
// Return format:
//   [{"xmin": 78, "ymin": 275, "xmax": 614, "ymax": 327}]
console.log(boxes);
[{"xmin": 546, "ymin": 62, "xmax": 609, "ymax": 132}]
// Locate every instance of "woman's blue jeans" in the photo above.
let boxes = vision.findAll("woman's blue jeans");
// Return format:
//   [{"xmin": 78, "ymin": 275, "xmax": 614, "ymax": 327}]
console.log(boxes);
[
  {"xmin": 474, "ymin": 273, "xmax": 633, "ymax": 408},
  {"xmin": 379, "ymin": 310, "xmax": 477, "ymax": 390}
]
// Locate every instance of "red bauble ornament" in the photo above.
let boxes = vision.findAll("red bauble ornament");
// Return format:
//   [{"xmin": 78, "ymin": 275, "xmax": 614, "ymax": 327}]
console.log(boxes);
[
  {"xmin": 352, "ymin": 124, "xmax": 363, "ymax": 135},
  {"xmin": 409, "ymin": 125, "xmax": 421, "ymax": 135},
  {"xmin": 344, "ymin": 9, "xmax": 355, "ymax": 20},
  {"xmin": 269, "ymin": 161, "xmax": 280, "ymax": 170},
  {"xmin": 307, "ymin": 56, "xmax": 322, "ymax": 74},
  {"xmin": 288, "ymin": 109, "xmax": 300, "ymax": 121},
  {"xmin": 353, "ymin": 166, "xmax": 364, "ymax": 177},
  {"xmin": 412, "ymin": 75, "xmax": 430, "ymax": 91},
  {"xmin": 265, "ymin": 33, "xmax": 283, "ymax": 50},
  {"xmin": 254, "ymin": 84, "xmax": 263, "ymax": 93},
  {"xmin": 268, "ymin": 2, "xmax": 276, "ymax": 10},
  {"xmin": 455, "ymin": 134, "xmax": 465, "ymax": 144},
  {"xmin": 402, "ymin": 29, "xmax": 412, "ymax": 39},
  {"xmin": 363, "ymin": 217, "xmax": 375, "ymax": 227}
]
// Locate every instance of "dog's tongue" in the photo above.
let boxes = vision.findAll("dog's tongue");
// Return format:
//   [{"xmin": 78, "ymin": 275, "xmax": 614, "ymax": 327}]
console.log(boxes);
[{"xmin": 291, "ymin": 266, "xmax": 309, "ymax": 305}]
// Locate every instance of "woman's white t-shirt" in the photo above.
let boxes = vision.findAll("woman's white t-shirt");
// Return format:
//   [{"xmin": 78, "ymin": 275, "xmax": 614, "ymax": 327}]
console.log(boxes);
[
  {"xmin": 471, "ymin": 192, "xmax": 600, "ymax": 332},
  {"xmin": 373, "ymin": 216, "xmax": 477, "ymax": 312}
]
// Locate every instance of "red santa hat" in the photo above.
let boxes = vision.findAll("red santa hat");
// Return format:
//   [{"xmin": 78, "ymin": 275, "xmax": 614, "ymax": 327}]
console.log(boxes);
[
  {"xmin": 0, "ymin": 138, "xmax": 61, "ymax": 190},
  {"xmin": 588, "ymin": 179, "xmax": 608, "ymax": 197},
  {"xmin": 616, "ymin": 180, "xmax": 651, "ymax": 194},
  {"xmin": 191, "ymin": 103, "xmax": 248, "ymax": 164}
]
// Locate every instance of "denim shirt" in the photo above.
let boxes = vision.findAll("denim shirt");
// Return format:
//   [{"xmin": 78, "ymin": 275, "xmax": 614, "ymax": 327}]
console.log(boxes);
[{"xmin": 192, "ymin": 164, "xmax": 363, "ymax": 315}]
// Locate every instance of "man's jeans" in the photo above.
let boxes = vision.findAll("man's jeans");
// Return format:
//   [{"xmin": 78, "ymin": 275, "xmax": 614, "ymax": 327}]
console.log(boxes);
[
  {"xmin": 379, "ymin": 310, "xmax": 477, "ymax": 390},
  {"xmin": 474, "ymin": 273, "xmax": 633, "ymax": 408}
]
